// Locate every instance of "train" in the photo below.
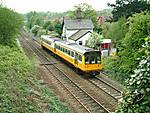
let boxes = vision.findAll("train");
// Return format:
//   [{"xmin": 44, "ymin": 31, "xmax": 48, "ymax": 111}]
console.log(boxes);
[{"xmin": 40, "ymin": 35, "xmax": 103, "ymax": 76}]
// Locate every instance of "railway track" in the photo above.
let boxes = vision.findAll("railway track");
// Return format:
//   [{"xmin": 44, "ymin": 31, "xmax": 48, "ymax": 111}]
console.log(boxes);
[
  {"xmin": 88, "ymin": 76, "xmax": 122, "ymax": 101},
  {"xmin": 20, "ymin": 32, "xmax": 110, "ymax": 113}
]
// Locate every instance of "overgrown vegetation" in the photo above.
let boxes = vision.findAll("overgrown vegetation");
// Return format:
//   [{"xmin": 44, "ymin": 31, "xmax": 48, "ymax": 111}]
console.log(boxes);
[
  {"xmin": 102, "ymin": 17, "xmax": 128, "ymax": 48},
  {"xmin": 104, "ymin": 11, "xmax": 150, "ymax": 83},
  {"xmin": 116, "ymin": 37, "xmax": 150, "ymax": 113},
  {"xmin": 108, "ymin": 0, "xmax": 150, "ymax": 21},
  {"xmin": 0, "ymin": 45, "xmax": 71, "ymax": 113},
  {"xmin": 0, "ymin": 6, "xmax": 71, "ymax": 113}
]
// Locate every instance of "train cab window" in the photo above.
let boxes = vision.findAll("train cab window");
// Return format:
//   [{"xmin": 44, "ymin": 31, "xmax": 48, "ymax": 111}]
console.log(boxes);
[
  {"xmin": 85, "ymin": 55, "xmax": 101, "ymax": 64},
  {"xmin": 85, "ymin": 56, "xmax": 89, "ymax": 64},
  {"xmin": 89, "ymin": 56, "xmax": 95, "ymax": 64},
  {"xmin": 97, "ymin": 56, "xmax": 101, "ymax": 63}
]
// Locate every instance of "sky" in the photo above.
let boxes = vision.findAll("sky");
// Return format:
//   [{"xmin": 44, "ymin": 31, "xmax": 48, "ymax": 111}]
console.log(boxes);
[{"xmin": 2, "ymin": 0, "xmax": 116, "ymax": 14}]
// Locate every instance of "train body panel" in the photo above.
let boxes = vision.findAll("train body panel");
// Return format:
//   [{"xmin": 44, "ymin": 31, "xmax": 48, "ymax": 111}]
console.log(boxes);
[
  {"xmin": 40, "ymin": 35, "xmax": 102, "ymax": 76},
  {"xmin": 41, "ymin": 41, "xmax": 55, "ymax": 52}
]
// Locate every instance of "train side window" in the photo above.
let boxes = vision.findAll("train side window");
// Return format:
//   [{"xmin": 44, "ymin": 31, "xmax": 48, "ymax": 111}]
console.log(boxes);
[
  {"xmin": 65, "ymin": 48, "xmax": 67, "ymax": 53},
  {"xmin": 62, "ymin": 48, "xmax": 65, "ymax": 52},
  {"xmin": 75, "ymin": 53, "xmax": 78, "ymax": 60},
  {"xmin": 58, "ymin": 46, "xmax": 60, "ymax": 50},
  {"xmin": 68, "ymin": 50, "xmax": 70, "ymax": 56},
  {"xmin": 60, "ymin": 47, "xmax": 63, "ymax": 51},
  {"xmin": 71, "ymin": 51, "xmax": 74, "ymax": 57},
  {"xmin": 79, "ymin": 55, "xmax": 82, "ymax": 61},
  {"xmin": 55, "ymin": 44, "xmax": 58, "ymax": 49}
]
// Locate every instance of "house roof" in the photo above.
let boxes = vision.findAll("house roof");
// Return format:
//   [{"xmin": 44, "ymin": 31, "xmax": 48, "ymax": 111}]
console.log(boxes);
[
  {"xmin": 64, "ymin": 19, "xmax": 94, "ymax": 30},
  {"xmin": 69, "ymin": 30, "xmax": 92, "ymax": 41}
]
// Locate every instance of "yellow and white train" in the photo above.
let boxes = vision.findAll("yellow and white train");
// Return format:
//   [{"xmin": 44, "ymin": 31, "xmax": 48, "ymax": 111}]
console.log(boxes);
[{"xmin": 40, "ymin": 35, "xmax": 102, "ymax": 76}]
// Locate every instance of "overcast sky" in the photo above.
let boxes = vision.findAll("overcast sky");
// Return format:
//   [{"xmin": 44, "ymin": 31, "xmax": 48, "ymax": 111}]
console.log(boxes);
[{"xmin": 2, "ymin": 0, "xmax": 116, "ymax": 14}]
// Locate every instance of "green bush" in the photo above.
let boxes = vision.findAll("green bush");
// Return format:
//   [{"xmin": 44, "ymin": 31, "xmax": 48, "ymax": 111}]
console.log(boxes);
[
  {"xmin": 116, "ymin": 38, "xmax": 150, "ymax": 113},
  {"xmin": 0, "ymin": 45, "xmax": 71, "ymax": 113}
]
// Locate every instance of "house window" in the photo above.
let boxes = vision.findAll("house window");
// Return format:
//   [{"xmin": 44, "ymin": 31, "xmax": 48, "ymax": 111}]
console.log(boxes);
[{"xmin": 79, "ymin": 41, "xmax": 82, "ymax": 45}]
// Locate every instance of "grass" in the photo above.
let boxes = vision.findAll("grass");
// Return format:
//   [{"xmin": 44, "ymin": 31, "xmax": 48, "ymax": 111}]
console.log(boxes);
[{"xmin": 0, "ymin": 44, "xmax": 72, "ymax": 113}]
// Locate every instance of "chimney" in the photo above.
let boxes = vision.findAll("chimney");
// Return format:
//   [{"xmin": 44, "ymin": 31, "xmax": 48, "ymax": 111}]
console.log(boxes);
[{"xmin": 76, "ymin": 8, "xmax": 82, "ymax": 20}]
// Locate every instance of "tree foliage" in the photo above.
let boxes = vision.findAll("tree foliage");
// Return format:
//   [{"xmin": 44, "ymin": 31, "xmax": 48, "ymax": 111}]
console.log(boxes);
[
  {"xmin": 108, "ymin": 0, "xmax": 150, "ymax": 21},
  {"xmin": 102, "ymin": 17, "xmax": 128, "ymax": 47},
  {"xmin": 0, "ymin": 44, "xmax": 72, "ymax": 113},
  {"xmin": 53, "ymin": 20, "xmax": 62, "ymax": 36},
  {"xmin": 26, "ymin": 11, "xmax": 44, "ymax": 30},
  {"xmin": 68, "ymin": 3, "xmax": 102, "ymax": 33},
  {"xmin": 86, "ymin": 32, "xmax": 103, "ymax": 49},
  {"xmin": 30, "ymin": 25, "xmax": 40, "ymax": 36},
  {"xmin": 25, "ymin": 11, "xmax": 62, "ymax": 36},
  {"xmin": 116, "ymin": 37, "xmax": 150, "ymax": 113},
  {"xmin": 0, "ymin": 6, "xmax": 23, "ymax": 46},
  {"xmin": 119, "ymin": 11, "xmax": 150, "ymax": 76},
  {"xmin": 104, "ymin": 11, "xmax": 150, "ymax": 83}
]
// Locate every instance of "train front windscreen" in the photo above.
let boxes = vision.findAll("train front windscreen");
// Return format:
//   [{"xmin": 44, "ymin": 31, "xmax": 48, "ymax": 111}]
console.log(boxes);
[{"xmin": 84, "ymin": 51, "xmax": 101, "ymax": 64}]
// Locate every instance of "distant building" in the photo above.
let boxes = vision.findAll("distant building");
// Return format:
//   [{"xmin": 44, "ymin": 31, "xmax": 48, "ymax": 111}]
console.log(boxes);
[
  {"xmin": 97, "ymin": 16, "xmax": 112, "ymax": 26},
  {"xmin": 62, "ymin": 19, "xmax": 94, "ymax": 45}
]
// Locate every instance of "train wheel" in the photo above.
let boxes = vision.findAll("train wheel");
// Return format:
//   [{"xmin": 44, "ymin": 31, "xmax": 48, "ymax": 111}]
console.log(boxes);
[{"xmin": 41, "ymin": 45, "xmax": 45, "ymax": 49}]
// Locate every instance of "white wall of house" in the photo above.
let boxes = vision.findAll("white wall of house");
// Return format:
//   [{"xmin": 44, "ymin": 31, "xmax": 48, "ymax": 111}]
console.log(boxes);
[
  {"xmin": 62, "ymin": 23, "xmax": 94, "ymax": 46},
  {"xmin": 62, "ymin": 25, "xmax": 78, "ymax": 38},
  {"xmin": 66, "ymin": 29, "xmax": 78, "ymax": 38},
  {"xmin": 76, "ymin": 32, "xmax": 92, "ymax": 45}
]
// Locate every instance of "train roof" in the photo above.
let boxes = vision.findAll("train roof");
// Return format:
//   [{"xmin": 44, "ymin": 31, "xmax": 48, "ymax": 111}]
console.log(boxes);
[
  {"xmin": 41, "ymin": 35, "xmax": 99, "ymax": 54},
  {"xmin": 41, "ymin": 35, "xmax": 60, "ymax": 42},
  {"xmin": 55, "ymin": 40, "xmax": 98, "ymax": 54}
]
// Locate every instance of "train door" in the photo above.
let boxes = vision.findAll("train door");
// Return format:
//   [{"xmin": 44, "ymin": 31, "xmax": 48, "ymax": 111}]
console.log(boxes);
[{"xmin": 75, "ymin": 53, "xmax": 78, "ymax": 66}]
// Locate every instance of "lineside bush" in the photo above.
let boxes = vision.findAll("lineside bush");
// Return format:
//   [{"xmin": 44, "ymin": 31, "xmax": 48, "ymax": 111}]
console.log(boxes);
[
  {"xmin": 0, "ymin": 45, "xmax": 72, "ymax": 113},
  {"xmin": 116, "ymin": 38, "xmax": 150, "ymax": 113},
  {"xmin": 0, "ymin": 6, "xmax": 23, "ymax": 47}
]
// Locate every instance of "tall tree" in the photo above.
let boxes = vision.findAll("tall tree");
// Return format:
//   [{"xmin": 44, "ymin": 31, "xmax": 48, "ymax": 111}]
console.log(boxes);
[
  {"xmin": 102, "ymin": 17, "xmax": 128, "ymax": 48},
  {"xmin": 53, "ymin": 20, "xmax": 62, "ymax": 36},
  {"xmin": 108, "ymin": 0, "xmax": 150, "ymax": 21},
  {"xmin": 0, "ymin": 6, "xmax": 23, "ymax": 46},
  {"xmin": 119, "ymin": 11, "xmax": 150, "ymax": 76},
  {"xmin": 68, "ymin": 3, "xmax": 101, "ymax": 33}
]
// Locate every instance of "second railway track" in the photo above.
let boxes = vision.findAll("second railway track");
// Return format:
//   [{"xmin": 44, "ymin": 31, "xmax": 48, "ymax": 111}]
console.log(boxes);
[
  {"xmin": 88, "ymin": 76, "xmax": 122, "ymax": 101},
  {"xmin": 20, "ymin": 32, "xmax": 111, "ymax": 113}
]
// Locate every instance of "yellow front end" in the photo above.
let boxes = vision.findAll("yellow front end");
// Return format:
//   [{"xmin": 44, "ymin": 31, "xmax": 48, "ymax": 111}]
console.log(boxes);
[{"xmin": 77, "ymin": 55, "xmax": 102, "ymax": 73}]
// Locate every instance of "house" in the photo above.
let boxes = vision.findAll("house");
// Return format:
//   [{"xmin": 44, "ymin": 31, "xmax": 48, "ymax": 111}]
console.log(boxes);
[{"xmin": 62, "ymin": 19, "xmax": 94, "ymax": 45}]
